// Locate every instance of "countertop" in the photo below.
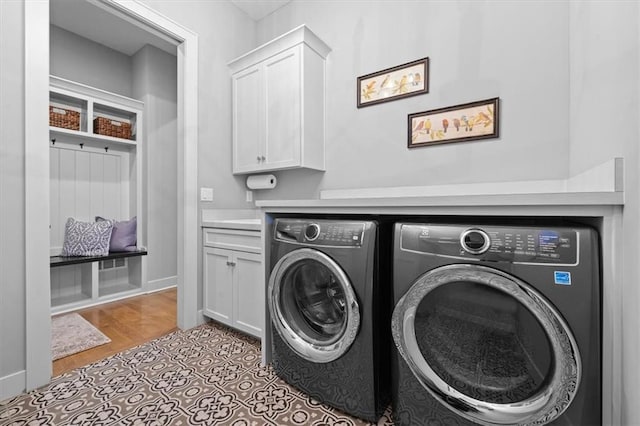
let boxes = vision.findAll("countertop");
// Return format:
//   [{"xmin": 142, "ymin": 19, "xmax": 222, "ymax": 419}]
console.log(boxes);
[
  {"xmin": 256, "ymin": 158, "xmax": 624, "ymax": 213},
  {"xmin": 201, "ymin": 218, "xmax": 262, "ymax": 231}
]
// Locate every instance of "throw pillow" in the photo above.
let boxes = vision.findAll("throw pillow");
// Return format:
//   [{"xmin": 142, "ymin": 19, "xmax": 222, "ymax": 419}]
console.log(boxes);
[
  {"xmin": 96, "ymin": 216, "xmax": 137, "ymax": 252},
  {"xmin": 61, "ymin": 217, "xmax": 113, "ymax": 257}
]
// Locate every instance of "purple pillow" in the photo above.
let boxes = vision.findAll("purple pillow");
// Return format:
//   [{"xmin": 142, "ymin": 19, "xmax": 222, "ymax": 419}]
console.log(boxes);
[{"xmin": 96, "ymin": 216, "xmax": 137, "ymax": 252}]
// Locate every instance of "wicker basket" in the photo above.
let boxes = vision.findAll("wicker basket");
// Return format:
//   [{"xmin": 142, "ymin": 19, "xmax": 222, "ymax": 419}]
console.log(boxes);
[
  {"xmin": 93, "ymin": 116, "xmax": 132, "ymax": 140},
  {"xmin": 49, "ymin": 106, "xmax": 80, "ymax": 131}
]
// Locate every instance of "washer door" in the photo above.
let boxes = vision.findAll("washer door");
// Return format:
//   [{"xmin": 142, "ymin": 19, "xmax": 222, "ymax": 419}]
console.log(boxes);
[
  {"xmin": 268, "ymin": 248, "xmax": 360, "ymax": 363},
  {"xmin": 392, "ymin": 264, "xmax": 581, "ymax": 425}
]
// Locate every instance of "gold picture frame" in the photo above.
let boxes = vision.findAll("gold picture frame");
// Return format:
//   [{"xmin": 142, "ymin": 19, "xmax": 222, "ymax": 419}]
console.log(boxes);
[
  {"xmin": 357, "ymin": 58, "xmax": 429, "ymax": 108},
  {"xmin": 408, "ymin": 98, "xmax": 500, "ymax": 148}
]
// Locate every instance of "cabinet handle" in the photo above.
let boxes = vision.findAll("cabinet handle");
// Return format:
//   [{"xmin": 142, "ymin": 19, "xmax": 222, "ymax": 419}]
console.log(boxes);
[
  {"xmin": 226, "ymin": 261, "xmax": 236, "ymax": 266},
  {"xmin": 256, "ymin": 156, "xmax": 261, "ymax": 162},
  {"xmin": 261, "ymin": 155, "xmax": 266, "ymax": 161}
]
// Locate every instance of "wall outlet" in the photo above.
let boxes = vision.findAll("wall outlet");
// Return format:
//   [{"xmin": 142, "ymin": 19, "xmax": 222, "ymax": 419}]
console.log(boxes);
[
  {"xmin": 246, "ymin": 190, "xmax": 253, "ymax": 202},
  {"xmin": 200, "ymin": 187, "xmax": 213, "ymax": 202}
]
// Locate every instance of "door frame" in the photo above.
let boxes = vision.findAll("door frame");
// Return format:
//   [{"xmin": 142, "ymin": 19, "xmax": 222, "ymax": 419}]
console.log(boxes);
[{"xmin": 24, "ymin": 0, "xmax": 199, "ymax": 390}]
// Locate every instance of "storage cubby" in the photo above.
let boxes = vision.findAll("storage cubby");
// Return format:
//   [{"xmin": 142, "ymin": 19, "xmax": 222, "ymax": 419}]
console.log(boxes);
[
  {"xmin": 50, "ymin": 263, "xmax": 93, "ymax": 308},
  {"xmin": 49, "ymin": 75, "xmax": 146, "ymax": 314},
  {"xmin": 50, "ymin": 92, "xmax": 88, "ymax": 132},
  {"xmin": 98, "ymin": 255, "xmax": 143, "ymax": 298},
  {"xmin": 93, "ymin": 102, "xmax": 137, "ymax": 142}
]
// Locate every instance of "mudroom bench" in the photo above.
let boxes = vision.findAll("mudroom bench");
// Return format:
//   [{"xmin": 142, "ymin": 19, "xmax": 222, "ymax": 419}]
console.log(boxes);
[
  {"xmin": 50, "ymin": 250, "xmax": 148, "ymax": 314},
  {"xmin": 50, "ymin": 249, "xmax": 147, "ymax": 268}
]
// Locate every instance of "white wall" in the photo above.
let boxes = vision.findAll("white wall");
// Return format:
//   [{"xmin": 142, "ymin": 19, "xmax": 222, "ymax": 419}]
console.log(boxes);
[
  {"xmin": 0, "ymin": 0, "xmax": 27, "ymax": 390},
  {"xmin": 569, "ymin": 2, "xmax": 636, "ymax": 177},
  {"xmin": 137, "ymin": 0, "xmax": 256, "ymax": 310},
  {"xmin": 568, "ymin": 2, "xmax": 640, "ymax": 423},
  {"xmin": 254, "ymin": 0, "xmax": 571, "ymax": 200},
  {"xmin": 139, "ymin": 0, "xmax": 257, "ymax": 211},
  {"xmin": 50, "ymin": 25, "xmax": 133, "ymax": 98},
  {"xmin": 132, "ymin": 44, "xmax": 178, "ymax": 286}
]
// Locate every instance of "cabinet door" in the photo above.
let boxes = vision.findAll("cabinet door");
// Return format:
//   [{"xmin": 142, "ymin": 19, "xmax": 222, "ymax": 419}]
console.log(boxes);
[
  {"xmin": 203, "ymin": 247, "xmax": 234, "ymax": 325},
  {"xmin": 263, "ymin": 46, "xmax": 302, "ymax": 170},
  {"xmin": 233, "ymin": 65, "xmax": 264, "ymax": 173},
  {"xmin": 233, "ymin": 251, "xmax": 264, "ymax": 338}
]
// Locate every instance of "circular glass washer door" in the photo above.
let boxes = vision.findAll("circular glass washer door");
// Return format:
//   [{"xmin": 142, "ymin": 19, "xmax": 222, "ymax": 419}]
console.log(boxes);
[
  {"xmin": 392, "ymin": 263, "xmax": 581, "ymax": 425},
  {"xmin": 268, "ymin": 248, "xmax": 360, "ymax": 363}
]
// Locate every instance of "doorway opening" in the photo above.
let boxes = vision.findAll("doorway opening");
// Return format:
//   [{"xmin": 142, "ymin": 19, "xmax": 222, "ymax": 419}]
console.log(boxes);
[{"xmin": 25, "ymin": 0, "xmax": 199, "ymax": 390}]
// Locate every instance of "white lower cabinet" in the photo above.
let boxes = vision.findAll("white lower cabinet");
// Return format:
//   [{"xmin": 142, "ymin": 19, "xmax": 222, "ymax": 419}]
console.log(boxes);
[{"xmin": 203, "ymin": 227, "xmax": 263, "ymax": 338}]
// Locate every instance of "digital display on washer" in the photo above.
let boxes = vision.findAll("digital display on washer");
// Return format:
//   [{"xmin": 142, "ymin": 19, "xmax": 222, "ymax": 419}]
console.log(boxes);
[{"xmin": 400, "ymin": 224, "xmax": 578, "ymax": 264}]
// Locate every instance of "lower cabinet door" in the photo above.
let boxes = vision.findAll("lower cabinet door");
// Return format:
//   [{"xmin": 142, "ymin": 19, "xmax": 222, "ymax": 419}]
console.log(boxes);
[
  {"xmin": 203, "ymin": 247, "xmax": 234, "ymax": 325},
  {"xmin": 233, "ymin": 251, "xmax": 264, "ymax": 338}
]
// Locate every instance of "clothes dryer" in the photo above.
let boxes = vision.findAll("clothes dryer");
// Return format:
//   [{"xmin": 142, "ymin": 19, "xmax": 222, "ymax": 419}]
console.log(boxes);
[
  {"xmin": 268, "ymin": 218, "xmax": 391, "ymax": 422},
  {"xmin": 391, "ymin": 222, "xmax": 601, "ymax": 425}
]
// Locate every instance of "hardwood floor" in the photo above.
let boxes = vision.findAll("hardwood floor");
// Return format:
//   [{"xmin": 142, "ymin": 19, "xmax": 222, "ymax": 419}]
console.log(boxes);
[{"xmin": 52, "ymin": 287, "xmax": 178, "ymax": 377}]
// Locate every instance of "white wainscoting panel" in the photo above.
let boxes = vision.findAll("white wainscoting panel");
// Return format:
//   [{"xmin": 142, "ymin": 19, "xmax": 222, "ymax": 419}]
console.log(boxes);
[{"xmin": 49, "ymin": 142, "xmax": 130, "ymax": 254}]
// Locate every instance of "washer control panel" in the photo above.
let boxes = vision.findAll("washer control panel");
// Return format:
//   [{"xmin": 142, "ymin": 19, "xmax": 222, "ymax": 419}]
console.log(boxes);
[
  {"xmin": 275, "ymin": 219, "xmax": 366, "ymax": 247},
  {"xmin": 400, "ymin": 223, "xmax": 578, "ymax": 265}
]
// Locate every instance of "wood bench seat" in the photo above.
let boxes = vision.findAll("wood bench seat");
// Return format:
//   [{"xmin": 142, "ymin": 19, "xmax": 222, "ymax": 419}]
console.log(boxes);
[{"xmin": 50, "ymin": 250, "xmax": 147, "ymax": 268}]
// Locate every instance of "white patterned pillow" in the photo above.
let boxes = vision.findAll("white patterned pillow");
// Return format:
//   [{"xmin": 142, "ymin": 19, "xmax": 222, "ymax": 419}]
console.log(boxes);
[{"xmin": 61, "ymin": 217, "xmax": 113, "ymax": 256}]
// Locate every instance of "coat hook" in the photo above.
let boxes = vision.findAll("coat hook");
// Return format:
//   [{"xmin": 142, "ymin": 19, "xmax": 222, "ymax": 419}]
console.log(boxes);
[
  {"xmin": 79, "ymin": 143, "xmax": 84, "ymax": 149},
  {"xmin": 51, "ymin": 138, "xmax": 56, "ymax": 145},
  {"xmin": 104, "ymin": 146, "xmax": 109, "ymax": 152}
]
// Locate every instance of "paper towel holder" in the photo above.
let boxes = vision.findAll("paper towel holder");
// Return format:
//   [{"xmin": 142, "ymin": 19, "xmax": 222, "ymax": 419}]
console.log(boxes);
[{"xmin": 246, "ymin": 174, "xmax": 277, "ymax": 190}]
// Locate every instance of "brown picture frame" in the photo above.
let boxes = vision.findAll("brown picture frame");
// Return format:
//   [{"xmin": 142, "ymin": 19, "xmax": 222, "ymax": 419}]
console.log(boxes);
[
  {"xmin": 357, "ymin": 58, "xmax": 429, "ymax": 108},
  {"xmin": 408, "ymin": 97, "xmax": 500, "ymax": 148}
]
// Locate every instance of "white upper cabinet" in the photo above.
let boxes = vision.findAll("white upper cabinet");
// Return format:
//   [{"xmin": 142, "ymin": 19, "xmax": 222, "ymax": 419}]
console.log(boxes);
[{"xmin": 229, "ymin": 25, "xmax": 331, "ymax": 174}]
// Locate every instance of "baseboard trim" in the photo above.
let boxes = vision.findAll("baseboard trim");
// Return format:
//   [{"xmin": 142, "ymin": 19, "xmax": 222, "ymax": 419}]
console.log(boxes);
[
  {"xmin": 0, "ymin": 370, "xmax": 25, "ymax": 402},
  {"xmin": 196, "ymin": 310, "xmax": 208, "ymax": 327},
  {"xmin": 146, "ymin": 276, "xmax": 177, "ymax": 292}
]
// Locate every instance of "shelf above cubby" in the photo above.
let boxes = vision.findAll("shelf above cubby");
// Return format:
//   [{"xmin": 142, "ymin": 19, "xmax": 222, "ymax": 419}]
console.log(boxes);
[
  {"xmin": 50, "ymin": 126, "xmax": 138, "ymax": 149},
  {"xmin": 50, "ymin": 75, "xmax": 142, "ymax": 146}
]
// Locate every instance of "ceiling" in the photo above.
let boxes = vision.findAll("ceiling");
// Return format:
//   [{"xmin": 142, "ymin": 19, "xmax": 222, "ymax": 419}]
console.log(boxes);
[
  {"xmin": 50, "ymin": 0, "xmax": 291, "ymax": 58},
  {"xmin": 50, "ymin": 0, "xmax": 177, "ymax": 56},
  {"xmin": 230, "ymin": 0, "xmax": 291, "ymax": 21}
]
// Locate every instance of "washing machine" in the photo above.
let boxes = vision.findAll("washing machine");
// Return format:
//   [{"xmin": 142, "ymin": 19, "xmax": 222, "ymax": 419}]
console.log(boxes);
[
  {"xmin": 391, "ymin": 222, "xmax": 601, "ymax": 425},
  {"xmin": 267, "ymin": 218, "xmax": 391, "ymax": 422}
]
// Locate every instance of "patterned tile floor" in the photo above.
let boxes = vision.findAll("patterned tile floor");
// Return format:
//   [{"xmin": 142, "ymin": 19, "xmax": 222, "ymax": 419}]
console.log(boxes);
[{"xmin": 1, "ymin": 322, "xmax": 394, "ymax": 425}]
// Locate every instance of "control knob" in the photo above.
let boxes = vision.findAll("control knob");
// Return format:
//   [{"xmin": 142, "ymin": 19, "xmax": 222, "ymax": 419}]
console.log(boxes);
[
  {"xmin": 304, "ymin": 223, "xmax": 321, "ymax": 241},
  {"xmin": 460, "ymin": 228, "xmax": 491, "ymax": 254}
]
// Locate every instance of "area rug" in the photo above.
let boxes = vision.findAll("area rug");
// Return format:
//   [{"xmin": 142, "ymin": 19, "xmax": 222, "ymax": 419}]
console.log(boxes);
[
  {"xmin": 51, "ymin": 313, "xmax": 111, "ymax": 361},
  {"xmin": 2, "ymin": 322, "xmax": 394, "ymax": 425}
]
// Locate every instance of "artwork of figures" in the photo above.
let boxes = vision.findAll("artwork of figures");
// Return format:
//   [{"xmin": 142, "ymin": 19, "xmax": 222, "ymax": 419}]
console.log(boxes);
[
  {"xmin": 408, "ymin": 98, "xmax": 500, "ymax": 148},
  {"xmin": 357, "ymin": 58, "xmax": 429, "ymax": 108}
]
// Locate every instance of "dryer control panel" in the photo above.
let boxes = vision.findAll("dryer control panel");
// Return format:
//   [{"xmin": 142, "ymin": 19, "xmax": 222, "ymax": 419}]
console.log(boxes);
[
  {"xmin": 275, "ymin": 219, "xmax": 366, "ymax": 247},
  {"xmin": 400, "ymin": 224, "xmax": 578, "ymax": 265}
]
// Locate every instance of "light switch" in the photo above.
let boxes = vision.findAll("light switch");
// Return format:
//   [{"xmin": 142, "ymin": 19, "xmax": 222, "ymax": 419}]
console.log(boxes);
[
  {"xmin": 200, "ymin": 187, "xmax": 213, "ymax": 202},
  {"xmin": 246, "ymin": 190, "xmax": 253, "ymax": 202}
]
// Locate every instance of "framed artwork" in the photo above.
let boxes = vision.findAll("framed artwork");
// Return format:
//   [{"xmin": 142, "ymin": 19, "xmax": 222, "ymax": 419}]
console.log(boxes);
[
  {"xmin": 357, "ymin": 58, "xmax": 429, "ymax": 108},
  {"xmin": 408, "ymin": 97, "xmax": 500, "ymax": 148}
]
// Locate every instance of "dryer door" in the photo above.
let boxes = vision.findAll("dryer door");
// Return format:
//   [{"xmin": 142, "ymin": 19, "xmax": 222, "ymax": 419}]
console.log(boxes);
[
  {"xmin": 268, "ymin": 248, "xmax": 360, "ymax": 363},
  {"xmin": 392, "ymin": 263, "xmax": 580, "ymax": 426}
]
